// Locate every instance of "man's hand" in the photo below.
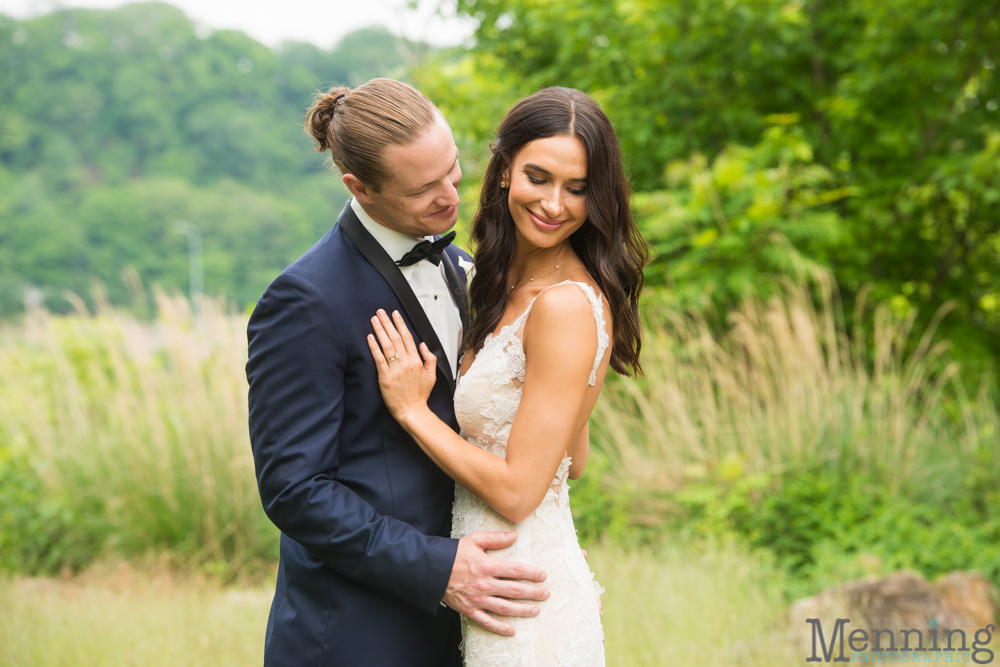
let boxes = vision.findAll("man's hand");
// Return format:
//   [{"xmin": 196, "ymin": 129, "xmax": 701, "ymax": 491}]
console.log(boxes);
[{"xmin": 443, "ymin": 531, "xmax": 549, "ymax": 636}]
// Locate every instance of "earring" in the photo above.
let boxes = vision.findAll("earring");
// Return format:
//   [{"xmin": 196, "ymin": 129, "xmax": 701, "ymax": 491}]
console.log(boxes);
[{"xmin": 501, "ymin": 180, "xmax": 509, "ymax": 188}]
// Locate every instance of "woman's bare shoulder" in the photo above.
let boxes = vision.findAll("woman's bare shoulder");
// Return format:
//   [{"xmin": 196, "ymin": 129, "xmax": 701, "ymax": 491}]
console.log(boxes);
[{"xmin": 531, "ymin": 281, "xmax": 600, "ymax": 321}]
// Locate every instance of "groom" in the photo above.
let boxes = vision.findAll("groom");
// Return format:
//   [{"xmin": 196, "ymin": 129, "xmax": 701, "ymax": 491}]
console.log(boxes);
[{"xmin": 246, "ymin": 78, "xmax": 548, "ymax": 666}]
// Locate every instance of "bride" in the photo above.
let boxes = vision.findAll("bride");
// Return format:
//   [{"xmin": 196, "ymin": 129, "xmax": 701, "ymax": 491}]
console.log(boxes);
[{"xmin": 367, "ymin": 87, "xmax": 648, "ymax": 666}]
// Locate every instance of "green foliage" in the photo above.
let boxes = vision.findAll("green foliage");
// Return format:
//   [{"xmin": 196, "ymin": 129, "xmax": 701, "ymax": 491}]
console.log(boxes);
[
  {"xmin": 0, "ymin": 296, "xmax": 279, "ymax": 578},
  {"xmin": 649, "ymin": 462, "xmax": 1000, "ymax": 598},
  {"xmin": 586, "ymin": 284, "xmax": 1000, "ymax": 595},
  {"xmin": 637, "ymin": 116, "xmax": 847, "ymax": 307},
  {"xmin": 739, "ymin": 468, "xmax": 1000, "ymax": 596},
  {"xmin": 0, "ymin": 5, "xmax": 425, "ymax": 315},
  {"xmin": 568, "ymin": 450, "xmax": 631, "ymax": 545},
  {"xmin": 0, "ymin": 444, "xmax": 102, "ymax": 574},
  {"xmin": 446, "ymin": 0, "xmax": 1000, "ymax": 372}
]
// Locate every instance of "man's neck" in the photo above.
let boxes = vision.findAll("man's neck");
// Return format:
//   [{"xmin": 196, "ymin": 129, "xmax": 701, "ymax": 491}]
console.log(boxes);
[
  {"xmin": 351, "ymin": 198, "xmax": 423, "ymax": 262},
  {"xmin": 353, "ymin": 198, "xmax": 422, "ymax": 239}
]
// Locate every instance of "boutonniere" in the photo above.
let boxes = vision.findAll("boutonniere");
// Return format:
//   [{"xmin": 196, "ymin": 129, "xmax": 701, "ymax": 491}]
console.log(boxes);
[{"xmin": 457, "ymin": 256, "xmax": 476, "ymax": 289}]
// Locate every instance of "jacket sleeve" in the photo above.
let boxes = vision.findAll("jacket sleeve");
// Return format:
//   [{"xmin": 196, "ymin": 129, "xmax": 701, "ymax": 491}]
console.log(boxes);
[{"xmin": 246, "ymin": 271, "xmax": 458, "ymax": 615}]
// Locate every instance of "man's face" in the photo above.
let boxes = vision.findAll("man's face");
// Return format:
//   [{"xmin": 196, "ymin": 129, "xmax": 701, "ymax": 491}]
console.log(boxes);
[{"xmin": 358, "ymin": 115, "xmax": 462, "ymax": 238}]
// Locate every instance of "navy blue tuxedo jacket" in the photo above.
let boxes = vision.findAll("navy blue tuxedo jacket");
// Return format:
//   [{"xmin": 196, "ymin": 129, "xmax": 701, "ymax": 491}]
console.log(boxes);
[{"xmin": 247, "ymin": 202, "xmax": 471, "ymax": 666}]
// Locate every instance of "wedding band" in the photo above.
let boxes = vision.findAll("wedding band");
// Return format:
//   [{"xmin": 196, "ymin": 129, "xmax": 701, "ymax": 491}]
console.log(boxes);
[{"xmin": 386, "ymin": 355, "xmax": 398, "ymax": 363}]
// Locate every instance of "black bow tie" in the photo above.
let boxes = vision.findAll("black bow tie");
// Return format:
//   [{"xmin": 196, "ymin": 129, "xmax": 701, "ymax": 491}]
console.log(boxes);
[{"xmin": 396, "ymin": 232, "xmax": 456, "ymax": 267}]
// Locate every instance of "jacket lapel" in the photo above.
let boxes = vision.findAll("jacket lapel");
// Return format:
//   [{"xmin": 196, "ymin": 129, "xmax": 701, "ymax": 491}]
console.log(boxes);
[
  {"xmin": 338, "ymin": 205, "xmax": 456, "ymax": 393},
  {"xmin": 441, "ymin": 249, "xmax": 471, "ymax": 332}
]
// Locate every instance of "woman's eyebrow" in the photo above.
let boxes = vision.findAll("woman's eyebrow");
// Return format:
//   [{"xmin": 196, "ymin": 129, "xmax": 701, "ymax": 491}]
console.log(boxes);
[{"xmin": 523, "ymin": 163, "xmax": 586, "ymax": 183}]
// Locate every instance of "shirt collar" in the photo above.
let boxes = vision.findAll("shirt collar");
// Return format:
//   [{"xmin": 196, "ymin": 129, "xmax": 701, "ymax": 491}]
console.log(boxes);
[{"xmin": 351, "ymin": 197, "xmax": 427, "ymax": 264}]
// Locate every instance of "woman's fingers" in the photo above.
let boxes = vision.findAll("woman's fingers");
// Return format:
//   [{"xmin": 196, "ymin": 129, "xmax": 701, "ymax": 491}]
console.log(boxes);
[
  {"xmin": 391, "ymin": 310, "xmax": 419, "ymax": 358},
  {"xmin": 370, "ymin": 313, "xmax": 397, "ymax": 361},
  {"xmin": 419, "ymin": 342, "xmax": 437, "ymax": 375},
  {"xmin": 371, "ymin": 310, "xmax": 435, "ymax": 381},
  {"xmin": 375, "ymin": 310, "xmax": 407, "ymax": 359},
  {"xmin": 366, "ymin": 334, "xmax": 389, "ymax": 373}
]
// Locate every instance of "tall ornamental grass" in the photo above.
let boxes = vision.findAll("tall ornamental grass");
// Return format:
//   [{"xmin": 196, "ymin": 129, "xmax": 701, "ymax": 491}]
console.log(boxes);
[
  {"xmin": 591, "ymin": 280, "xmax": 998, "ymax": 513},
  {"xmin": 0, "ymin": 290, "xmax": 276, "ymax": 575},
  {"xmin": 1, "ymin": 279, "xmax": 996, "ymax": 578}
]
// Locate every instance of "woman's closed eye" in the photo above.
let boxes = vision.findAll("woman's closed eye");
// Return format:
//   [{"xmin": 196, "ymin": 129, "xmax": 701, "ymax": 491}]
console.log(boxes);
[{"xmin": 526, "ymin": 174, "xmax": 586, "ymax": 196}]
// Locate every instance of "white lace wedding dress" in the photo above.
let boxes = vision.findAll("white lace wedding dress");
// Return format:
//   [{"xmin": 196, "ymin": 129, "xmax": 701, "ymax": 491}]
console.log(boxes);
[{"xmin": 451, "ymin": 281, "xmax": 608, "ymax": 667}]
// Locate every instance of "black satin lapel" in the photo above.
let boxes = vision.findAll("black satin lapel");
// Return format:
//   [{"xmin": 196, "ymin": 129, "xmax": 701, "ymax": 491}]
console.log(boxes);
[
  {"xmin": 338, "ymin": 206, "xmax": 456, "ymax": 392},
  {"xmin": 441, "ymin": 250, "xmax": 471, "ymax": 332}
]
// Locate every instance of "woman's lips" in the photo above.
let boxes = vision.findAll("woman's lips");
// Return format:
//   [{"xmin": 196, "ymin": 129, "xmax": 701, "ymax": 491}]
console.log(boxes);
[{"xmin": 527, "ymin": 208, "xmax": 565, "ymax": 231}]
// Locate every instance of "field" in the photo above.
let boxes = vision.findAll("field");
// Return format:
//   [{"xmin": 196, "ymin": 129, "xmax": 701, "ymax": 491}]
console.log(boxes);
[
  {"xmin": 1, "ymin": 286, "xmax": 997, "ymax": 664},
  {"xmin": 0, "ymin": 542, "xmax": 799, "ymax": 667},
  {"xmin": 3, "ymin": 0, "xmax": 1000, "ymax": 663}
]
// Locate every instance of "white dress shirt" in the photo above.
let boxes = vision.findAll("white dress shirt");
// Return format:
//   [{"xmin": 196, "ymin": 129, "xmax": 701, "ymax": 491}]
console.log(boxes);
[{"xmin": 351, "ymin": 198, "xmax": 463, "ymax": 374}]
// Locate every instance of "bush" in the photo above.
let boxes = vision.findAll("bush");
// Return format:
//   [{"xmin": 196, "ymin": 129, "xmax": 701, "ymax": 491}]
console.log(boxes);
[
  {"xmin": 660, "ymin": 464, "xmax": 1000, "ymax": 598},
  {"xmin": 587, "ymin": 281, "xmax": 1000, "ymax": 595},
  {"xmin": 569, "ymin": 450, "xmax": 631, "ymax": 545},
  {"xmin": 0, "ymin": 444, "xmax": 102, "ymax": 574},
  {"xmin": 0, "ymin": 295, "xmax": 279, "ymax": 579}
]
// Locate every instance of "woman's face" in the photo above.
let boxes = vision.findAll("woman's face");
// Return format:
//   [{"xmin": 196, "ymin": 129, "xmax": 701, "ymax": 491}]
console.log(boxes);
[{"xmin": 505, "ymin": 134, "xmax": 588, "ymax": 250}]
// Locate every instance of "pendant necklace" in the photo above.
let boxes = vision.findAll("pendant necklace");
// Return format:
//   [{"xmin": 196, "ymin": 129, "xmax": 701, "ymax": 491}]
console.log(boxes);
[{"xmin": 508, "ymin": 249, "xmax": 566, "ymax": 292}]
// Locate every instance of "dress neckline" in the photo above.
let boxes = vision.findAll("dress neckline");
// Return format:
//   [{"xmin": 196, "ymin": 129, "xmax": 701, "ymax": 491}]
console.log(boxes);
[{"xmin": 458, "ymin": 280, "xmax": 603, "ymax": 385}]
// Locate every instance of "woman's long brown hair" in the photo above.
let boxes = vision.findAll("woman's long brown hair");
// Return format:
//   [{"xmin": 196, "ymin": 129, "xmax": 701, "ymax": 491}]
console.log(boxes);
[{"xmin": 465, "ymin": 87, "xmax": 649, "ymax": 376}]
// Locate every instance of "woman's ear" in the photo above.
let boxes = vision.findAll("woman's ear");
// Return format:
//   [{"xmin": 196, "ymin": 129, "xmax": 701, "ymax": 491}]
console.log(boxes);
[{"xmin": 500, "ymin": 167, "xmax": 510, "ymax": 189}]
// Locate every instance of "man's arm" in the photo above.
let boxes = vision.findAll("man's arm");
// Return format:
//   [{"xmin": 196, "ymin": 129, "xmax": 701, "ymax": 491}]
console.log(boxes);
[
  {"xmin": 247, "ymin": 272, "xmax": 549, "ymax": 630},
  {"xmin": 247, "ymin": 272, "xmax": 456, "ymax": 613}
]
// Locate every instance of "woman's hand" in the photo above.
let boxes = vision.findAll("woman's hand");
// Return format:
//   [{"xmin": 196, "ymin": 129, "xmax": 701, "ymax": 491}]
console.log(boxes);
[{"xmin": 367, "ymin": 309, "xmax": 437, "ymax": 423}]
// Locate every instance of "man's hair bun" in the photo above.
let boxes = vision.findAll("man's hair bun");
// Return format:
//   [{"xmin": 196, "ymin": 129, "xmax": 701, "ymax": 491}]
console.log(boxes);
[
  {"xmin": 306, "ymin": 87, "xmax": 351, "ymax": 153},
  {"xmin": 303, "ymin": 79, "xmax": 437, "ymax": 191}
]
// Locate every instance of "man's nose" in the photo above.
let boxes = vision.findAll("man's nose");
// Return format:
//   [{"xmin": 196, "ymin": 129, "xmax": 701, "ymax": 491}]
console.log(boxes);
[{"xmin": 440, "ymin": 179, "xmax": 460, "ymax": 207}]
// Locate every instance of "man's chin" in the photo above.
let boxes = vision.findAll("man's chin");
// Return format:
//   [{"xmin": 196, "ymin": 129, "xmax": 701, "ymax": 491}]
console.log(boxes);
[{"xmin": 422, "ymin": 214, "xmax": 458, "ymax": 236}]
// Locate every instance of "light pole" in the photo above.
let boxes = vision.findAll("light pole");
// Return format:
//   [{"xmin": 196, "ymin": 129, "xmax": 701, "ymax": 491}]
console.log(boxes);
[{"xmin": 174, "ymin": 220, "xmax": 203, "ymax": 315}]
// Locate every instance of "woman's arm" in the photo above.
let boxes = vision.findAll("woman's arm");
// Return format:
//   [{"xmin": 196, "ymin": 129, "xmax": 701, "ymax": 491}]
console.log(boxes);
[
  {"xmin": 568, "ymin": 425, "xmax": 589, "ymax": 480},
  {"xmin": 368, "ymin": 286, "xmax": 605, "ymax": 523}
]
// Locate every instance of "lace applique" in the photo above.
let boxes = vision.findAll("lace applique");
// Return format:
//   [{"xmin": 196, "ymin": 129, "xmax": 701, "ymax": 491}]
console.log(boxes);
[
  {"xmin": 450, "ymin": 281, "xmax": 608, "ymax": 666},
  {"xmin": 579, "ymin": 284, "xmax": 611, "ymax": 386},
  {"xmin": 489, "ymin": 337, "xmax": 527, "ymax": 390},
  {"xmin": 554, "ymin": 456, "xmax": 571, "ymax": 485}
]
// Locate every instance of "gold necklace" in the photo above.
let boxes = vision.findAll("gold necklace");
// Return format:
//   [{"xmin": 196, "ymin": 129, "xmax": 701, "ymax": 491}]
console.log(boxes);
[
  {"xmin": 510, "ymin": 264, "xmax": 559, "ymax": 292},
  {"xmin": 508, "ymin": 261, "xmax": 562, "ymax": 292}
]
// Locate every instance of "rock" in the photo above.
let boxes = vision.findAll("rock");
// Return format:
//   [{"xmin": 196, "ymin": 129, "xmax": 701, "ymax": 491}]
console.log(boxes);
[
  {"xmin": 935, "ymin": 571, "xmax": 998, "ymax": 629},
  {"xmin": 790, "ymin": 570, "xmax": 997, "ymax": 660}
]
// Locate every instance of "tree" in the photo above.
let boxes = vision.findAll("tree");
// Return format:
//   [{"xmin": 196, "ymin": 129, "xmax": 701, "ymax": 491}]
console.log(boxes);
[
  {"xmin": 428, "ymin": 0, "xmax": 1000, "ymax": 366},
  {"xmin": 0, "ymin": 5, "xmax": 420, "ymax": 314}
]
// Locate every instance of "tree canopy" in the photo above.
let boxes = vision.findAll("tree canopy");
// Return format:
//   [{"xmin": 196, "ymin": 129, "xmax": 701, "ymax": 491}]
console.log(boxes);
[
  {"xmin": 0, "ymin": 3, "xmax": 417, "ymax": 312},
  {"xmin": 416, "ymin": 0, "xmax": 1000, "ymax": 371},
  {"xmin": 2, "ymin": 0, "xmax": 999, "ymax": 374}
]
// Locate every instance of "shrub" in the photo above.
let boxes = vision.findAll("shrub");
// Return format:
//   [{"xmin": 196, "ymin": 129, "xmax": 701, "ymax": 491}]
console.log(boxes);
[
  {"xmin": 0, "ymin": 294, "xmax": 278, "ymax": 578},
  {"xmin": 587, "ymin": 280, "xmax": 1000, "ymax": 593},
  {"xmin": 0, "ymin": 444, "xmax": 102, "ymax": 574}
]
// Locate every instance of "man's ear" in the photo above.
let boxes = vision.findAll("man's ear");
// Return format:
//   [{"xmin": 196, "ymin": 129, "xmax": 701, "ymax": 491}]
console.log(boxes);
[{"xmin": 342, "ymin": 174, "xmax": 376, "ymax": 204}]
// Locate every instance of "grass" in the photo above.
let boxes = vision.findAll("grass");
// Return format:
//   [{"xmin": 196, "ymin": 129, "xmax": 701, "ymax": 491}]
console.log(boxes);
[
  {"xmin": 0, "ymin": 542, "xmax": 798, "ymax": 667},
  {"xmin": 592, "ymin": 280, "xmax": 998, "ymax": 509},
  {"xmin": 591, "ymin": 541, "xmax": 798, "ymax": 666},
  {"xmin": 0, "ymin": 289, "xmax": 277, "ymax": 575},
  {"xmin": 1, "ymin": 281, "xmax": 996, "ymax": 663},
  {"xmin": 0, "ymin": 562, "xmax": 273, "ymax": 667}
]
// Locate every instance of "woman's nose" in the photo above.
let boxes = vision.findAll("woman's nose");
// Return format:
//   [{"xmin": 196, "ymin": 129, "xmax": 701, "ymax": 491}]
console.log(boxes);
[{"xmin": 540, "ymin": 189, "xmax": 563, "ymax": 218}]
